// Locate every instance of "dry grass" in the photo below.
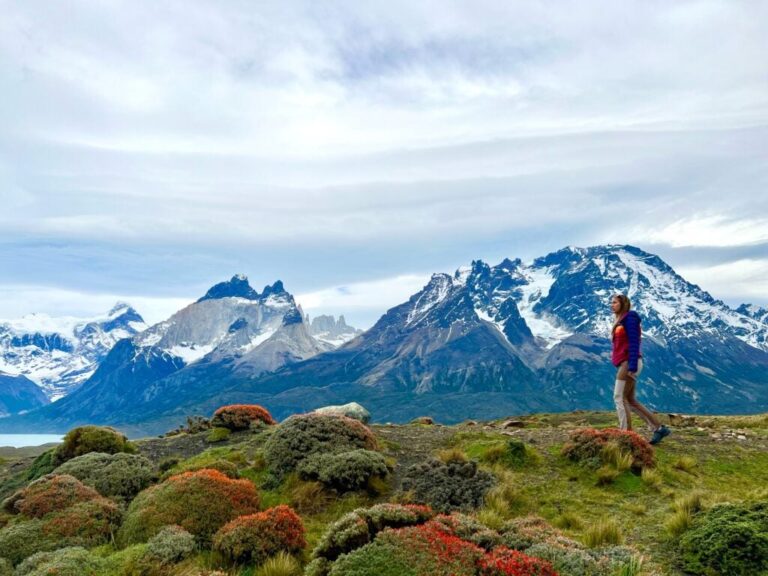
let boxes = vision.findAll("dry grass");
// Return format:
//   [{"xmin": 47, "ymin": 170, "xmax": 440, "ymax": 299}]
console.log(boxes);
[
  {"xmin": 665, "ymin": 509, "xmax": 692, "ymax": 537},
  {"xmin": 437, "ymin": 447, "xmax": 468, "ymax": 464},
  {"xmin": 673, "ymin": 456, "xmax": 698, "ymax": 474},
  {"xmin": 583, "ymin": 517, "xmax": 624, "ymax": 548}
]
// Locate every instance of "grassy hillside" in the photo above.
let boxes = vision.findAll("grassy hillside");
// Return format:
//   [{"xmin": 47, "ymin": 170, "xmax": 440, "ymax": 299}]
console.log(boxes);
[{"xmin": 1, "ymin": 409, "xmax": 766, "ymax": 576}]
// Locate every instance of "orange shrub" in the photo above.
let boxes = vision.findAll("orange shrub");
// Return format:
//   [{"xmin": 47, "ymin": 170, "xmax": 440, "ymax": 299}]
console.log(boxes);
[
  {"xmin": 118, "ymin": 468, "xmax": 261, "ymax": 546},
  {"xmin": 212, "ymin": 404, "xmax": 276, "ymax": 430},
  {"xmin": 12, "ymin": 475, "xmax": 103, "ymax": 519},
  {"xmin": 213, "ymin": 505, "xmax": 306, "ymax": 563},
  {"xmin": 561, "ymin": 428, "xmax": 654, "ymax": 469},
  {"xmin": 41, "ymin": 499, "xmax": 121, "ymax": 543}
]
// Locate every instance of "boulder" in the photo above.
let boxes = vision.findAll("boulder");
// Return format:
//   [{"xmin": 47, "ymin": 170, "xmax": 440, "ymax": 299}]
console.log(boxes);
[
  {"xmin": 502, "ymin": 420, "xmax": 526, "ymax": 429},
  {"xmin": 312, "ymin": 402, "xmax": 370, "ymax": 424}
]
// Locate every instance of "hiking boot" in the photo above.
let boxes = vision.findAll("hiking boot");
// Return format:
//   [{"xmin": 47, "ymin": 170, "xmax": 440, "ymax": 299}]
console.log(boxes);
[{"xmin": 650, "ymin": 425, "xmax": 671, "ymax": 445}]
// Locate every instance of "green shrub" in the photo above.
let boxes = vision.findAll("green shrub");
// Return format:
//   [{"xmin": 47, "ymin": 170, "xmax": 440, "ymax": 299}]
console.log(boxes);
[
  {"xmin": 24, "ymin": 450, "xmax": 56, "ymax": 481},
  {"xmin": 15, "ymin": 547, "xmax": 107, "ymax": 576},
  {"xmin": 213, "ymin": 505, "xmax": 306, "ymax": 564},
  {"xmin": 263, "ymin": 414, "xmax": 378, "ymax": 478},
  {"xmin": 401, "ymin": 458, "xmax": 495, "ymax": 513},
  {"xmin": 145, "ymin": 524, "xmax": 196, "ymax": 564},
  {"xmin": 207, "ymin": 427, "xmax": 231, "ymax": 443},
  {"xmin": 297, "ymin": 449, "xmax": 389, "ymax": 492},
  {"xmin": 311, "ymin": 503, "xmax": 434, "ymax": 562},
  {"xmin": 53, "ymin": 452, "xmax": 154, "ymax": 501},
  {"xmin": 0, "ymin": 520, "xmax": 56, "ymax": 565},
  {"xmin": 679, "ymin": 501, "xmax": 768, "ymax": 575},
  {"xmin": 53, "ymin": 426, "xmax": 135, "ymax": 467},
  {"xmin": 118, "ymin": 468, "xmax": 260, "ymax": 546},
  {"xmin": 97, "ymin": 543, "xmax": 151, "ymax": 576},
  {"xmin": 0, "ymin": 557, "xmax": 10, "ymax": 576},
  {"xmin": 211, "ymin": 404, "xmax": 276, "ymax": 430}
]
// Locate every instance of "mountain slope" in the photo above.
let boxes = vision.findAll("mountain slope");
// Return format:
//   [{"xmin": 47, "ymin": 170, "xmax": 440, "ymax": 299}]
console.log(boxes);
[{"xmin": 0, "ymin": 372, "xmax": 50, "ymax": 417}]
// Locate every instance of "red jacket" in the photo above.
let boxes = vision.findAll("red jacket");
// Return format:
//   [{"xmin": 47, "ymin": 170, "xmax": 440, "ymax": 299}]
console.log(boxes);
[{"xmin": 612, "ymin": 310, "xmax": 642, "ymax": 371}]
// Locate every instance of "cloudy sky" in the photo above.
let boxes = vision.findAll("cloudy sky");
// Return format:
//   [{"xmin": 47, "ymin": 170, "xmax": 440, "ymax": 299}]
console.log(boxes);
[{"xmin": 1, "ymin": 0, "xmax": 767, "ymax": 328}]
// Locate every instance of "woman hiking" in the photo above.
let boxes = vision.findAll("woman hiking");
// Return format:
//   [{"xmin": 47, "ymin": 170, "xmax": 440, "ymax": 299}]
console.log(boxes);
[{"xmin": 611, "ymin": 294, "xmax": 670, "ymax": 445}]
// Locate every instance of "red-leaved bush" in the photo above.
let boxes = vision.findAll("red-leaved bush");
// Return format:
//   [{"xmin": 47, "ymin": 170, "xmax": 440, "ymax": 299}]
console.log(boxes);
[
  {"xmin": 329, "ymin": 520, "xmax": 557, "ymax": 576},
  {"xmin": 118, "ymin": 468, "xmax": 261, "ymax": 545},
  {"xmin": 377, "ymin": 521, "xmax": 486, "ymax": 574},
  {"xmin": 12, "ymin": 474, "xmax": 104, "ymax": 518},
  {"xmin": 213, "ymin": 504, "xmax": 306, "ymax": 563},
  {"xmin": 479, "ymin": 546, "xmax": 559, "ymax": 576},
  {"xmin": 561, "ymin": 428, "xmax": 654, "ymax": 469},
  {"xmin": 211, "ymin": 404, "xmax": 276, "ymax": 430},
  {"xmin": 41, "ymin": 499, "xmax": 122, "ymax": 542}
]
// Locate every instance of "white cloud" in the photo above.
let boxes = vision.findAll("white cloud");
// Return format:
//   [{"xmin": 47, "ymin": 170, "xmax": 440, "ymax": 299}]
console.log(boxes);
[
  {"xmin": 297, "ymin": 273, "xmax": 431, "ymax": 317},
  {"xmin": 627, "ymin": 215, "xmax": 768, "ymax": 248},
  {"xmin": 0, "ymin": 286, "xmax": 192, "ymax": 327},
  {"xmin": 0, "ymin": 1, "xmax": 766, "ymax": 320},
  {"xmin": 676, "ymin": 259, "xmax": 768, "ymax": 303}
]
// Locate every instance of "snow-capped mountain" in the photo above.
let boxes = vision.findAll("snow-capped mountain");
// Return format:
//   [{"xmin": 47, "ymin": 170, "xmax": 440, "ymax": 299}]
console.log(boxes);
[
  {"xmin": 0, "ymin": 303, "xmax": 147, "ymax": 401},
  {"xmin": 212, "ymin": 245, "xmax": 768, "ymax": 423},
  {"xmin": 3, "ymin": 247, "xmax": 767, "ymax": 435},
  {"xmin": 309, "ymin": 315, "xmax": 362, "ymax": 347},
  {"xmin": 0, "ymin": 275, "xmax": 328, "ymax": 432}
]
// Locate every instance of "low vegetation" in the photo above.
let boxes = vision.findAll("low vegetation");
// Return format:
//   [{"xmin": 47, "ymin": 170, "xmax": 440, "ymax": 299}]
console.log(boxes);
[{"xmin": 0, "ymin": 409, "xmax": 766, "ymax": 575}]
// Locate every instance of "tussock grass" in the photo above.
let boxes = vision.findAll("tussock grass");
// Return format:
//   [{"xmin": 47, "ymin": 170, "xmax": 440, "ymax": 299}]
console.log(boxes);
[
  {"xmin": 554, "ymin": 511, "xmax": 584, "ymax": 530},
  {"xmin": 601, "ymin": 441, "xmax": 633, "ymax": 472},
  {"xmin": 254, "ymin": 552, "xmax": 302, "ymax": 576},
  {"xmin": 366, "ymin": 475, "xmax": 390, "ymax": 496},
  {"xmin": 288, "ymin": 479, "xmax": 331, "ymax": 514},
  {"xmin": 673, "ymin": 455, "xmax": 698, "ymax": 473},
  {"xmin": 673, "ymin": 491, "xmax": 704, "ymax": 515},
  {"xmin": 665, "ymin": 509, "xmax": 692, "ymax": 536},
  {"xmin": 583, "ymin": 517, "xmax": 624, "ymax": 548},
  {"xmin": 641, "ymin": 467, "xmax": 663, "ymax": 490},
  {"xmin": 614, "ymin": 555, "xmax": 644, "ymax": 576},
  {"xmin": 483, "ymin": 476, "xmax": 528, "ymax": 518},
  {"xmin": 596, "ymin": 465, "xmax": 620, "ymax": 486},
  {"xmin": 477, "ymin": 508, "xmax": 506, "ymax": 531},
  {"xmin": 623, "ymin": 503, "xmax": 647, "ymax": 515},
  {"xmin": 437, "ymin": 447, "xmax": 468, "ymax": 464}
]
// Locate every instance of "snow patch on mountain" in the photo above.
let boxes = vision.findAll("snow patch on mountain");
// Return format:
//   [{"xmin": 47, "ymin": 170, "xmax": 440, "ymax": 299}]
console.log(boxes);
[
  {"xmin": 0, "ymin": 304, "xmax": 147, "ymax": 400},
  {"xmin": 515, "ymin": 266, "xmax": 573, "ymax": 349}
]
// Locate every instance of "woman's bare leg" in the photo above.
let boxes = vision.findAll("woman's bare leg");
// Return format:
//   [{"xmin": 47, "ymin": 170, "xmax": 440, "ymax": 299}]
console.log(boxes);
[{"xmin": 624, "ymin": 375, "xmax": 661, "ymax": 430}]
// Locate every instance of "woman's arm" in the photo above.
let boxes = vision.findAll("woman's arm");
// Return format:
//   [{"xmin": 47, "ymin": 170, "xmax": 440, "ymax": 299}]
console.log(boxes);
[{"xmin": 624, "ymin": 313, "xmax": 641, "ymax": 373}]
